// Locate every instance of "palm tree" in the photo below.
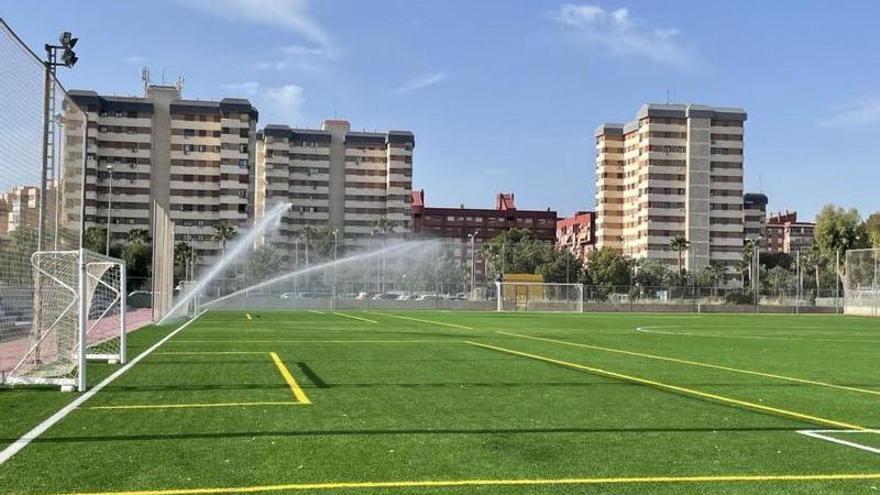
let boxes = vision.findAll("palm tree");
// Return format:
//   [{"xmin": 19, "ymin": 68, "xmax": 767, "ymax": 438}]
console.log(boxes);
[
  {"xmin": 740, "ymin": 242, "xmax": 754, "ymax": 287},
  {"xmin": 212, "ymin": 222, "xmax": 236, "ymax": 255},
  {"xmin": 173, "ymin": 242, "xmax": 197, "ymax": 282},
  {"xmin": 371, "ymin": 216, "xmax": 398, "ymax": 237},
  {"xmin": 669, "ymin": 235, "xmax": 690, "ymax": 274}
]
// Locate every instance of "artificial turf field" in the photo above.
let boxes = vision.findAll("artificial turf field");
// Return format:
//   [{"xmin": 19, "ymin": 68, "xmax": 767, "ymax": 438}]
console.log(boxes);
[{"xmin": 1, "ymin": 310, "xmax": 880, "ymax": 494}]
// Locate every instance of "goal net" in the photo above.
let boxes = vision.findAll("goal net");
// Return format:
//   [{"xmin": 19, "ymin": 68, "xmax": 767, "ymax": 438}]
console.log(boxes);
[
  {"xmin": 495, "ymin": 282, "xmax": 584, "ymax": 312},
  {"xmin": 845, "ymin": 248, "xmax": 880, "ymax": 317},
  {"xmin": 2, "ymin": 249, "xmax": 126, "ymax": 391}
]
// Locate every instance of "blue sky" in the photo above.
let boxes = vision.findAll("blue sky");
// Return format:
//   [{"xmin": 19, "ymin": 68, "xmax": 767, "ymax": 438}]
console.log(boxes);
[{"xmin": 3, "ymin": 0, "xmax": 879, "ymax": 220}]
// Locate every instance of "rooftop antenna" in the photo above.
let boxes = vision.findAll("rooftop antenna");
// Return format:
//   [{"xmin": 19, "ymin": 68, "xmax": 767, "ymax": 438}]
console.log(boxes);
[
  {"xmin": 759, "ymin": 173, "xmax": 763, "ymax": 193},
  {"xmin": 672, "ymin": 89, "xmax": 677, "ymax": 104},
  {"xmin": 140, "ymin": 67, "xmax": 151, "ymax": 96},
  {"xmin": 161, "ymin": 69, "xmax": 166, "ymax": 85},
  {"xmin": 176, "ymin": 75, "xmax": 185, "ymax": 96},
  {"xmin": 666, "ymin": 89, "xmax": 671, "ymax": 104}
]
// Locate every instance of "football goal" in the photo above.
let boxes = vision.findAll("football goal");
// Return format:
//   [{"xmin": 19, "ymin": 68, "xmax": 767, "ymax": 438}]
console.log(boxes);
[
  {"xmin": 845, "ymin": 248, "xmax": 880, "ymax": 317},
  {"xmin": 1, "ymin": 249, "xmax": 126, "ymax": 392},
  {"xmin": 495, "ymin": 282, "xmax": 584, "ymax": 312}
]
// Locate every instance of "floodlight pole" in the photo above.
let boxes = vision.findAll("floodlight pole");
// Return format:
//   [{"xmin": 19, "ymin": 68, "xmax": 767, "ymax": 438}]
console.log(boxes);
[
  {"xmin": 836, "ymin": 248, "xmax": 841, "ymax": 314},
  {"xmin": 468, "ymin": 231, "xmax": 479, "ymax": 298}
]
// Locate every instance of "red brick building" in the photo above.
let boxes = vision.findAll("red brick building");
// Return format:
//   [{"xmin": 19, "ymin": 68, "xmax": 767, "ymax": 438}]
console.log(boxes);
[
  {"xmin": 411, "ymin": 190, "xmax": 557, "ymax": 242},
  {"xmin": 556, "ymin": 211, "xmax": 596, "ymax": 262},
  {"xmin": 766, "ymin": 211, "xmax": 815, "ymax": 254},
  {"xmin": 410, "ymin": 190, "xmax": 558, "ymax": 282}
]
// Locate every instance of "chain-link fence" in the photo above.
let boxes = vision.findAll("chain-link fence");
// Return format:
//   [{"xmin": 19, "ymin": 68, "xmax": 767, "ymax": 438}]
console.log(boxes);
[
  {"xmin": 1, "ymin": 19, "xmax": 89, "ymax": 375},
  {"xmin": 845, "ymin": 248, "xmax": 880, "ymax": 316}
]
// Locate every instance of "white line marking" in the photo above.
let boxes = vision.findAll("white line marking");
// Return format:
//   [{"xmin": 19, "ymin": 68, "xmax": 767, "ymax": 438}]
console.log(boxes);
[
  {"xmin": 635, "ymin": 326, "xmax": 880, "ymax": 344},
  {"xmin": 798, "ymin": 429, "xmax": 880, "ymax": 455},
  {"xmin": 308, "ymin": 309, "xmax": 326, "ymax": 315},
  {"xmin": 0, "ymin": 311, "xmax": 206, "ymax": 465}
]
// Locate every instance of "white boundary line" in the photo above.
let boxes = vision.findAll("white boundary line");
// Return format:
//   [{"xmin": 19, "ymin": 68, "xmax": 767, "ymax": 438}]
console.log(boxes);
[
  {"xmin": 0, "ymin": 311, "xmax": 206, "ymax": 465},
  {"xmin": 798, "ymin": 429, "xmax": 880, "ymax": 455}
]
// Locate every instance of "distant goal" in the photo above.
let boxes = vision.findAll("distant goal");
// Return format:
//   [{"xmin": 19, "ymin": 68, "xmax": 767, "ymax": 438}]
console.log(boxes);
[
  {"xmin": 1, "ymin": 249, "xmax": 127, "ymax": 392},
  {"xmin": 495, "ymin": 282, "xmax": 584, "ymax": 312},
  {"xmin": 845, "ymin": 248, "xmax": 880, "ymax": 317}
]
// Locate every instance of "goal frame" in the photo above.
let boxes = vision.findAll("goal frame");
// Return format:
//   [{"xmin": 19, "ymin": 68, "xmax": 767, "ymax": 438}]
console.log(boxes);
[
  {"xmin": 2, "ymin": 249, "xmax": 127, "ymax": 392},
  {"xmin": 495, "ymin": 281, "xmax": 584, "ymax": 313},
  {"xmin": 844, "ymin": 248, "xmax": 880, "ymax": 317}
]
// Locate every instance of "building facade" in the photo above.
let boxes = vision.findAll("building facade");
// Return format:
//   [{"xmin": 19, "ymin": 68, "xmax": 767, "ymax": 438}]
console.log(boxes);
[
  {"xmin": 411, "ymin": 190, "xmax": 558, "ymax": 281},
  {"xmin": 0, "ymin": 186, "xmax": 40, "ymax": 236},
  {"xmin": 66, "ymin": 85, "xmax": 258, "ymax": 264},
  {"xmin": 743, "ymin": 192, "xmax": 768, "ymax": 247},
  {"xmin": 556, "ymin": 211, "xmax": 596, "ymax": 262},
  {"xmin": 256, "ymin": 120, "xmax": 413, "ymax": 252},
  {"xmin": 595, "ymin": 103, "xmax": 746, "ymax": 282},
  {"xmin": 766, "ymin": 211, "xmax": 815, "ymax": 254}
]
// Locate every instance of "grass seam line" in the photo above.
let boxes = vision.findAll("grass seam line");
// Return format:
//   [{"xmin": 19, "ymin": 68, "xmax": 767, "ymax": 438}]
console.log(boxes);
[
  {"xmin": 46, "ymin": 472, "xmax": 880, "ymax": 494},
  {"xmin": 0, "ymin": 311, "xmax": 207, "ymax": 465},
  {"xmin": 81, "ymin": 401, "xmax": 303, "ymax": 411},
  {"xmin": 465, "ymin": 341, "xmax": 875, "ymax": 434},
  {"xmin": 331, "ymin": 312, "xmax": 378, "ymax": 324},
  {"xmin": 371, "ymin": 312, "xmax": 473, "ymax": 329},
  {"xmin": 501, "ymin": 331, "xmax": 880, "ymax": 397},
  {"xmin": 269, "ymin": 352, "xmax": 312, "ymax": 405}
]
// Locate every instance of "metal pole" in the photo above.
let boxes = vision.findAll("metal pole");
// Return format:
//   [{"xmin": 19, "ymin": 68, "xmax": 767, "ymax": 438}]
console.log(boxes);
[
  {"xmin": 796, "ymin": 250, "xmax": 801, "ymax": 314},
  {"xmin": 37, "ymin": 48, "xmax": 54, "ymax": 252},
  {"xmin": 469, "ymin": 233, "xmax": 477, "ymax": 298},
  {"xmin": 105, "ymin": 165, "xmax": 113, "ymax": 255},
  {"xmin": 77, "ymin": 248, "xmax": 87, "ymax": 391},
  {"xmin": 755, "ymin": 242, "xmax": 761, "ymax": 313},
  {"xmin": 836, "ymin": 248, "xmax": 840, "ymax": 314},
  {"xmin": 119, "ymin": 261, "xmax": 127, "ymax": 364}
]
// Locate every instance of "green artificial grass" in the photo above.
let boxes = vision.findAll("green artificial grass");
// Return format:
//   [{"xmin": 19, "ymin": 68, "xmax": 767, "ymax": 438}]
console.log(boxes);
[{"xmin": 1, "ymin": 311, "xmax": 879, "ymax": 494}]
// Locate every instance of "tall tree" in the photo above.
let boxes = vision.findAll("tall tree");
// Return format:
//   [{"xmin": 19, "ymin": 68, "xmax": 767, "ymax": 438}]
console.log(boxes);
[
  {"xmin": 83, "ymin": 225, "xmax": 107, "ymax": 254},
  {"xmin": 814, "ymin": 204, "xmax": 868, "ymax": 263},
  {"xmin": 173, "ymin": 242, "xmax": 196, "ymax": 283},
  {"xmin": 669, "ymin": 235, "xmax": 690, "ymax": 274},
  {"xmin": 585, "ymin": 247, "xmax": 632, "ymax": 288},
  {"xmin": 865, "ymin": 212, "xmax": 880, "ymax": 248}
]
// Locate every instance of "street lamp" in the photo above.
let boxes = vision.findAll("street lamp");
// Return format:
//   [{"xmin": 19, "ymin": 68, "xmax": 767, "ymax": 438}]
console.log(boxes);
[
  {"xmin": 105, "ymin": 164, "xmax": 113, "ymax": 255},
  {"xmin": 468, "ymin": 231, "xmax": 479, "ymax": 298}
]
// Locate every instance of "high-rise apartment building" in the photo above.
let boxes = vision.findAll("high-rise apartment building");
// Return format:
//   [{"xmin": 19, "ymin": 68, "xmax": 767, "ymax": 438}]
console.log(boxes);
[
  {"xmin": 67, "ymin": 85, "xmax": 258, "ymax": 264},
  {"xmin": 595, "ymin": 104, "xmax": 746, "ymax": 281},
  {"xmin": 256, "ymin": 119, "xmax": 413, "ymax": 252},
  {"xmin": 743, "ymin": 192, "xmax": 768, "ymax": 246}
]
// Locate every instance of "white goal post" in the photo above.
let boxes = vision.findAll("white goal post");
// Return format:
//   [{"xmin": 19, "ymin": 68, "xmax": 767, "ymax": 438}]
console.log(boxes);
[
  {"xmin": 1, "ymin": 249, "xmax": 126, "ymax": 392},
  {"xmin": 495, "ymin": 282, "xmax": 584, "ymax": 312},
  {"xmin": 845, "ymin": 248, "xmax": 880, "ymax": 317}
]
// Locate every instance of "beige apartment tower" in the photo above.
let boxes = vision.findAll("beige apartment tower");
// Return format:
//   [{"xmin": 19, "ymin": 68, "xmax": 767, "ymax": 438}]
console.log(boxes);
[
  {"xmin": 256, "ymin": 120, "xmax": 413, "ymax": 252},
  {"xmin": 67, "ymin": 86, "xmax": 258, "ymax": 266},
  {"xmin": 595, "ymin": 104, "xmax": 746, "ymax": 282}
]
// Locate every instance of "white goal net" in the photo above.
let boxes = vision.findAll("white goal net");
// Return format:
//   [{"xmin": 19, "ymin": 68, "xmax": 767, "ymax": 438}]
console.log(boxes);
[
  {"xmin": 2, "ymin": 249, "xmax": 126, "ymax": 391},
  {"xmin": 845, "ymin": 248, "xmax": 880, "ymax": 317},
  {"xmin": 495, "ymin": 282, "xmax": 584, "ymax": 312}
]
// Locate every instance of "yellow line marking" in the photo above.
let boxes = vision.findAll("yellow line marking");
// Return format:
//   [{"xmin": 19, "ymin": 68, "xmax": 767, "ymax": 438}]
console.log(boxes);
[
  {"xmin": 500, "ymin": 332, "xmax": 880, "ymax": 397},
  {"xmin": 307, "ymin": 309, "xmax": 326, "ymax": 315},
  {"xmin": 269, "ymin": 352, "xmax": 311, "ymax": 405},
  {"xmin": 332, "ymin": 312, "xmax": 378, "ymax": 324},
  {"xmin": 245, "ymin": 313, "xmax": 252, "ymax": 320},
  {"xmin": 48, "ymin": 472, "xmax": 880, "ymax": 494},
  {"xmin": 81, "ymin": 402, "xmax": 302, "ymax": 411},
  {"xmin": 371, "ymin": 312, "xmax": 473, "ymax": 329},
  {"xmin": 465, "ymin": 341, "xmax": 875, "ymax": 433}
]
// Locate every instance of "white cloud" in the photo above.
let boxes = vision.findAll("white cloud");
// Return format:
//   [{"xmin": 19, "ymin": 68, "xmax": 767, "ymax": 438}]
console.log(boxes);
[
  {"xmin": 820, "ymin": 96, "xmax": 880, "ymax": 128},
  {"xmin": 549, "ymin": 4, "xmax": 694, "ymax": 67},
  {"xmin": 221, "ymin": 81, "xmax": 261, "ymax": 96},
  {"xmin": 185, "ymin": 0, "xmax": 328, "ymax": 46},
  {"xmin": 278, "ymin": 44, "xmax": 326, "ymax": 57},
  {"xmin": 391, "ymin": 71, "xmax": 449, "ymax": 94},
  {"xmin": 265, "ymin": 84, "xmax": 306, "ymax": 121}
]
